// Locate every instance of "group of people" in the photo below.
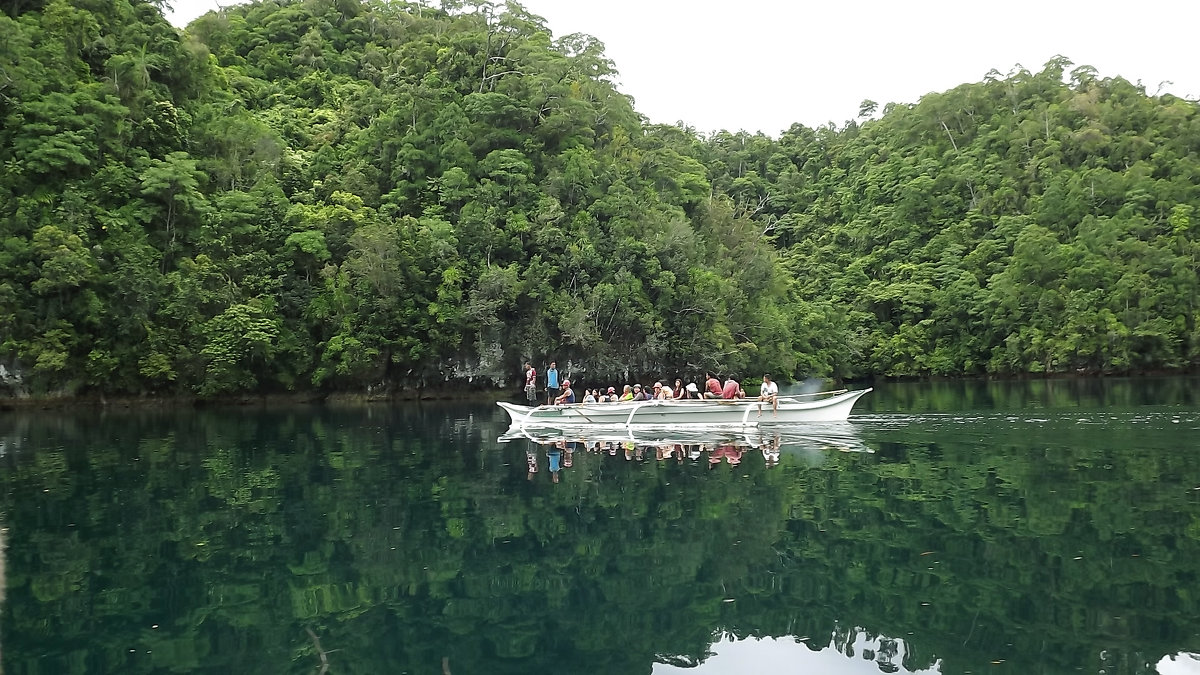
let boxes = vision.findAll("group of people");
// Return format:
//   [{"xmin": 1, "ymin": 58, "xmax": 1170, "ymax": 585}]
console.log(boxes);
[
  {"xmin": 523, "ymin": 363, "xmax": 780, "ymax": 413},
  {"xmin": 580, "ymin": 379, "xmax": 698, "ymax": 403},
  {"xmin": 525, "ymin": 436, "xmax": 783, "ymax": 482},
  {"xmin": 525, "ymin": 361, "xmax": 574, "ymax": 404}
]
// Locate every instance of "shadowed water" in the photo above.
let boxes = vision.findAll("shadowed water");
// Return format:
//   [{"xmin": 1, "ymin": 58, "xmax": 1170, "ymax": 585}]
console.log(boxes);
[{"xmin": 0, "ymin": 377, "xmax": 1198, "ymax": 674}]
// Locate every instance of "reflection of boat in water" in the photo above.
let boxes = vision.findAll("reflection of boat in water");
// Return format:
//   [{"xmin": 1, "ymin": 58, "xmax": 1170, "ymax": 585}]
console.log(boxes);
[
  {"xmin": 497, "ymin": 388, "xmax": 872, "ymax": 427},
  {"xmin": 1158, "ymin": 652, "xmax": 1200, "ymax": 675},
  {"xmin": 498, "ymin": 422, "xmax": 872, "ymax": 461}
]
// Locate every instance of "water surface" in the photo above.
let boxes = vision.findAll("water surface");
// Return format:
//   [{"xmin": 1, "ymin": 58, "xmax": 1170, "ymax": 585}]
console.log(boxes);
[{"xmin": 1, "ymin": 377, "xmax": 1198, "ymax": 674}]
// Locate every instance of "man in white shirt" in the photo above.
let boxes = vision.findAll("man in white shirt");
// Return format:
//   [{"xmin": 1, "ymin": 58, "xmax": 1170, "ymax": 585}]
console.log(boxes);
[{"xmin": 759, "ymin": 374, "xmax": 779, "ymax": 417}]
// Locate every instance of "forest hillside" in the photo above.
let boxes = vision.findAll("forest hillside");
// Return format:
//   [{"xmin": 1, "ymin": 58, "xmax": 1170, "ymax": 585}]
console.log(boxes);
[{"xmin": 1, "ymin": 0, "xmax": 1197, "ymax": 398}]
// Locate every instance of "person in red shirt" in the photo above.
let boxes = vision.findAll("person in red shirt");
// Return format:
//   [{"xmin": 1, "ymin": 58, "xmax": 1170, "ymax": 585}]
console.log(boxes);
[
  {"xmin": 704, "ymin": 372, "xmax": 722, "ymax": 399},
  {"xmin": 721, "ymin": 375, "xmax": 742, "ymax": 399},
  {"xmin": 524, "ymin": 363, "xmax": 537, "ymax": 403}
]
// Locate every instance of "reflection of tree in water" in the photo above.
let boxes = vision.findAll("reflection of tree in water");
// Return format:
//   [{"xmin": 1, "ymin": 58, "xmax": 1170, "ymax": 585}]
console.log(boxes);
[
  {"xmin": 0, "ymin": 406, "xmax": 1197, "ymax": 674},
  {"xmin": 1, "ymin": 521, "xmax": 5, "ymax": 675}
]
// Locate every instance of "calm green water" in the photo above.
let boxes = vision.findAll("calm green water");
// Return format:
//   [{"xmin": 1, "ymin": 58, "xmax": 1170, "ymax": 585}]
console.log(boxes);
[{"xmin": 1, "ymin": 377, "xmax": 1199, "ymax": 674}]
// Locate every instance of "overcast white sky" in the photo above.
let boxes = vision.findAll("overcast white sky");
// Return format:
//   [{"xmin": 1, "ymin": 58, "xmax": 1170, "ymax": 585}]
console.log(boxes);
[{"xmin": 165, "ymin": 0, "xmax": 1200, "ymax": 136}]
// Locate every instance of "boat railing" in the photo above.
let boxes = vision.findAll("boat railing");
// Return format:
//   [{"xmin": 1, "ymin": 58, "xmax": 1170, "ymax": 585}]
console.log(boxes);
[{"xmin": 778, "ymin": 388, "xmax": 848, "ymax": 400}]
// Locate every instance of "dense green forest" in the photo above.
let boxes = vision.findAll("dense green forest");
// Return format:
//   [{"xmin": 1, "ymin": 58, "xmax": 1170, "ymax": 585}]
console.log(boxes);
[{"xmin": 2, "ymin": 0, "xmax": 1198, "ymax": 397}]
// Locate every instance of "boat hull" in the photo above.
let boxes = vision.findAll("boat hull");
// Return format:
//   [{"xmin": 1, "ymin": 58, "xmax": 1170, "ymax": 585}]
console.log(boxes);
[{"xmin": 497, "ymin": 388, "xmax": 872, "ymax": 427}]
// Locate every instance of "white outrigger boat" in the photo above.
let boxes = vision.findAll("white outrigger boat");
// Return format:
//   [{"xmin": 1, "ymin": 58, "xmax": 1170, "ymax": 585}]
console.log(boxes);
[{"xmin": 497, "ymin": 388, "xmax": 872, "ymax": 428}]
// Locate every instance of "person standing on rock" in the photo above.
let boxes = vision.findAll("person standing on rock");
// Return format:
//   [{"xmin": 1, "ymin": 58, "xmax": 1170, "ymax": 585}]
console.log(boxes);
[
  {"xmin": 524, "ymin": 362, "xmax": 537, "ymax": 403},
  {"xmin": 546, "ymin": 361, "xmax": 560, "ymax": 405}
]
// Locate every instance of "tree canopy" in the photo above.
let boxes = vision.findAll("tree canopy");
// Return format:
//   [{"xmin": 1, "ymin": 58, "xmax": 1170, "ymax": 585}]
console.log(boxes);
[{"xmin": 2, "ymin": 1, "xmax": 1197, "ymax": 397}]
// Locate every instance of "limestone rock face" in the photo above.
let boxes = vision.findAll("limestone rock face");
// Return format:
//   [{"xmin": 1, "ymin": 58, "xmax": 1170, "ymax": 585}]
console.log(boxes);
[{"xmin": 0, "ymin": 362, "xmax": 26, "ymax": 397}]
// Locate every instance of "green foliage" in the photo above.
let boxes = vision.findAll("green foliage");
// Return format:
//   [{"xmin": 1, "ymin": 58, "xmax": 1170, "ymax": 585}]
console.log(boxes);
[
  {"xmin": 1, "ymin": 0, "xmax": 807, "ymax": 396},
  {"xmin": 198, "ymin": 298, "xmax": 281, "ymax": 394},
  {"xmin": 2, "ymin": 3, "xmax": 1197, "ymax": 397},
  {"xmin": 708, "ymin": 59, "xmax": 1200, "ymax": 376}
]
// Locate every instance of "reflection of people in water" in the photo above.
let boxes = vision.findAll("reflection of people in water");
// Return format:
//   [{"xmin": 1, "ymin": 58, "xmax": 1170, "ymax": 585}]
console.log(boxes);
[
  {"xmin": 708, "ymin": 444, "xmax": 744, "ymax": 466},
  {"xmin": 549, "ymin": 443, "xmax": 563, "ymax": 483},
  {"xmin": 516, "ymin": 436, "xmax": 781, "ymax": 475},
  {"xmin": 656, "ymin": 444, "xmax": 683, "ymax": 462},
  {"xmin": 709, "ymin": 444, "xmax": 729, "ymax": 467},
  {"xmin": 526, "ymin": 449, "xmax": 538, "ymax": 480},
  {"xmin": 762, "ymin": 434, "xmax": 781, "ymax": 468},
  {"xmin": 726, "ymin": 445, "xmax": 743, "ymax": 466}
]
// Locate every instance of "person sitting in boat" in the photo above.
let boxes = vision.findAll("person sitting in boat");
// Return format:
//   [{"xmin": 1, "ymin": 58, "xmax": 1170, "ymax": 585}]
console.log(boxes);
[
  {"xmin": 758, "ymin": 373, "xmax": 779, "ymax": 416},
  {"xmin": 632, "ymin": 384, "xmax": 648, "ymax": 401},
  {"xmin": 618, "ymin": 385, "xmax": 634, "ymax": 401},
  {"xmin": 671, "ymin": 379, "xmax": 685, "ymax": 399},
  {"xmin": 704, "ymin": 372, "xmax": 722, "ymax": 399},
  {"xmin": 554, "ymin": 379, "xmax": 576, "ymax": 404},
  {"xmin": 684, "ymin": 382, "xmax": 701, "ymax": 399},
  {"xmin": 721, "ymin": 375, "xmax": 742, "ymax": 399},
  {"xmin": 581, "ymin": 388, "xmax": 596, "ymax": 403},
  {"xmin": 605, "ymin": 386, "xmax": 617, "ymax": 402},
  {"xmin": 652, "ymin": 382, "xmax": 670, "ymax": 400}
]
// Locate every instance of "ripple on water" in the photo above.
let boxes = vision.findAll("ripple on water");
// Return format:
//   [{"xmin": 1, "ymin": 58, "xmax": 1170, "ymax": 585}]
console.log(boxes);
[{"xmin": 851, "ymin": 408, "xmax": 1200, "ymax": 452}]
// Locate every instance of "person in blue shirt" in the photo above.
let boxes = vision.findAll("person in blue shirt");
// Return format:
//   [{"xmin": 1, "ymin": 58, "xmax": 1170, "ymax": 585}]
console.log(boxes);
[{"xmin": 545, "ymin": 361, "xmax": 559, "ymax": 404}]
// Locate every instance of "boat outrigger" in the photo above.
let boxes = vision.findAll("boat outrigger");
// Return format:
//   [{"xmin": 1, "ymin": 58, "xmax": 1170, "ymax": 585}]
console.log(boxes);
[{"xmin": 497, "ymin": 388, "xmax": 872, "ymax": 428}]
